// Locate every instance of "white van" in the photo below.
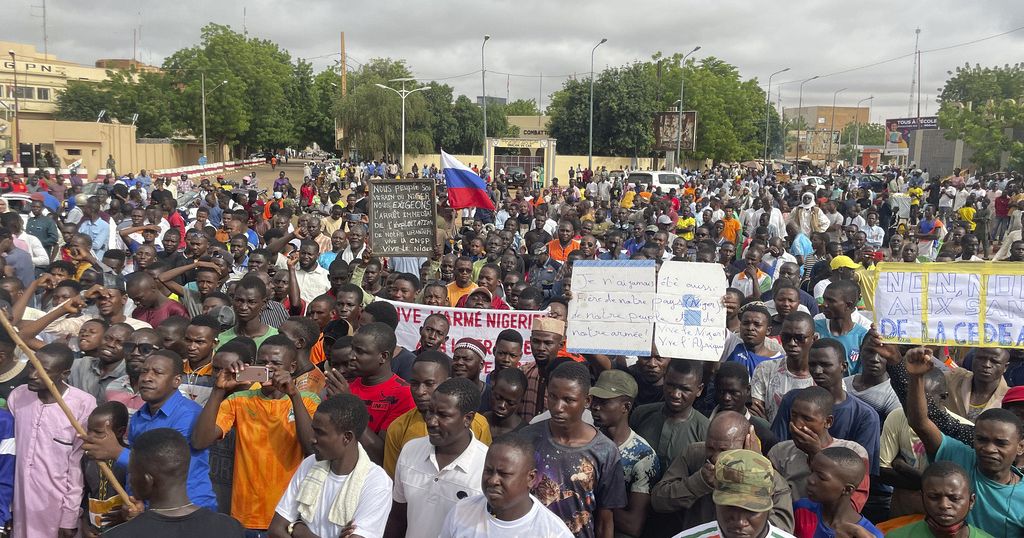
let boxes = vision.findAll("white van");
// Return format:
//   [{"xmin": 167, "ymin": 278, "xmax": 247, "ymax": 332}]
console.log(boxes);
[{"xmin": 625, "ymin": 171, "xmax": 685, "ymax": 192}]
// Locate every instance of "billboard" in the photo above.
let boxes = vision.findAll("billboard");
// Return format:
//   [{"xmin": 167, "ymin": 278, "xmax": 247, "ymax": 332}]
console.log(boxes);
[
  {"xmin": 654, "ymin": 111, "xmax": 697, "ymax": 152},
  {"xmin": 884, "ymin": 116, "xmax": 939, "ymax": 156}
]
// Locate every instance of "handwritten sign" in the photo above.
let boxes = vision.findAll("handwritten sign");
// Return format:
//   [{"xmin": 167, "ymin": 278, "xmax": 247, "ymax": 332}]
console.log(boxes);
[
  {"xmin": 369, "ymin": 180, "xmax": 436, "ymax": 257},
  {"xmin": 872, "ymin": 262, "xmax": 1024, "ymax": 348},
  {"xmin": 567, "ymin": 260, "xmax": 657, "ymax": 355},
  {"xmin": 654, "ymin": 261, "xmax": 728, "ymax": 361}
]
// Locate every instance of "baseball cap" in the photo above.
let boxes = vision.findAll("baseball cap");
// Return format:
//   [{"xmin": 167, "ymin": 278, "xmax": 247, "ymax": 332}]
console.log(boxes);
[
  {"xmin": 1003, "ymin": 386, "xmax": 1024, "ymax": 405},
  {"xmin": 657, "ymin": 215, "xmax": 673, "ymax": 225},
  {"xmin": 469, "ymin": 287, "xmax": 493, "ymax": 300},
  {"xmin": 644, "ymin": 225, "xmax": 659, "ymax": 233},
  {"xmin": 712, "ymin": 449, "xmax": 775, "ymax": 513},
  {"xmin": 531, "ymin": 242, "xmax": 548, "ymax": 256},
  {"xmin": 829, "ymin": 255, "xmax": 861, "ymax": 270},
  {"xmin": 590, "ymin": 370, "xmax": 638, "ymax": 399}
]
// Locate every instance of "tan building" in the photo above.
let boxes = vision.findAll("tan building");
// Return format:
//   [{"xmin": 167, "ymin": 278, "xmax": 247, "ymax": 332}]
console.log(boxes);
[{"xmin": 783, "ymin": 106, "xmax": 870, "ymax": 161}]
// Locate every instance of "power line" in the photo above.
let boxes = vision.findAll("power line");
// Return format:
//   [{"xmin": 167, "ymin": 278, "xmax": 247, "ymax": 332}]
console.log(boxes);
[{"xmin": 777, "ymin": 24, "xmax": 1024, "ymax": 85}]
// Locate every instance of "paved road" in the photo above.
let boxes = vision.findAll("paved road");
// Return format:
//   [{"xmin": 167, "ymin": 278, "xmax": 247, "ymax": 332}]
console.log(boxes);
[{"xmin": 214, "ymin": 159, "xmax": 308, "ymax": 192}]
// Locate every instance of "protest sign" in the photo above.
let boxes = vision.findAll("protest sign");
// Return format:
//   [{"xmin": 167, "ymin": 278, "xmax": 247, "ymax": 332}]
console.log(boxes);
[
  {"xmin": 368, "ymin": 180, "xmax": 437, "ymax": 257},
  {"xmin": 384, "ymin": 300, "xmax": 548, "ymax": 376},
  {"xmin": 567, "ymin": 260, "xmax": 657, "ymax": 355},
  {"xmin": 872, "ymin": 262, "xmax": 1024, "ymax": 348},
  {"xmin": 654, "ymin": 261, "xmax": 729, "ymax": 361}
]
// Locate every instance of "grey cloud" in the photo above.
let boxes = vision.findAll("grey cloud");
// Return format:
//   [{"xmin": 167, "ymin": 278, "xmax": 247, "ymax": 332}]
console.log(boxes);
[{"xmin": 6, "ymin": 0, "xmax": 1023, "ymax": 124}]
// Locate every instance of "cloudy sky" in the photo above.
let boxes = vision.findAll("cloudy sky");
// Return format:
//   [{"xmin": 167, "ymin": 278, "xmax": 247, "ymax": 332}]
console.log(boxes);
[{"xmin": 6, "ymin": 0, "xmax": 1023, "ymax": 123}]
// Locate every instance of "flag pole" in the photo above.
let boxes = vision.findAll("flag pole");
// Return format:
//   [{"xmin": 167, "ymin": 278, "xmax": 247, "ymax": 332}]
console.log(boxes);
[{"xmin": 0, "ymin": 314, "xmax": 132, "ymax": 505}]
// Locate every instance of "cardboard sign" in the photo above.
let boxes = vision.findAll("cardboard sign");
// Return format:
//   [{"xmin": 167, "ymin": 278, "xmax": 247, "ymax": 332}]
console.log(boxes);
[
  {"xmin": 567, "ymin": 260, "xmax": 657, "ymax": 355},
  {"xmin": 654, "ymin": 261, "xmax": 729, "ymax": 361},
  {"xmin": 368, "ymin": 180, "xmax": 437, "ymax": 257}
]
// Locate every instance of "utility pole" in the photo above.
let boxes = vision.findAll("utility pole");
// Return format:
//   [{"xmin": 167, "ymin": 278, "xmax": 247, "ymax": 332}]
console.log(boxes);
[
  {"xmin": 481, "ymin": 35, "xmax": 490, "ymax": 168},
  {"xmin": 907, "ymin": 27, "xmax": 920, "ymax": 117},
  {"xmin": 8, "ymin": 50, "xmax": 19, "ymax": 166},
  {"xmin": 828, "ymin": 87, "xmax": 847, "ymax": 163},
  {"xmin": 676, "ymin": 46, "xmax": 701, "ymax": 171}
]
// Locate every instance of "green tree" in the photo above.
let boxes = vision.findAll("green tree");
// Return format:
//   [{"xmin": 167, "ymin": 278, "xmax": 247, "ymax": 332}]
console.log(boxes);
[
  {"xmin": 422, "ymin": 82, "xmax": 459, "ymax": 152},
  {"xmin": 307, "ymin": 69, "xmax": 341, "ymax": 152},
  {"xmin": 837, "ymin": 123, "xmax": 885, "ymax": 162},
  {"xmin": 505, "ymin": 98, "xmax": 540, "ymax": 116},
  {"xmin": 938, "ymin": 63, "xmax": 1024, "ymax": 171},
  {"xmin": 55, "ymin": 81, "xmax": 112, "ymax": 122},
  {"xmin": 594, "ymin": 62, "xmax": 659, "ymax": 157},
  {"xmin": 106, "ymin": 69, "xmax": 178, "ymax": 138},
  {"xmin": 546, "ymin": 78, "xmax": 591, "ymax": 155}
]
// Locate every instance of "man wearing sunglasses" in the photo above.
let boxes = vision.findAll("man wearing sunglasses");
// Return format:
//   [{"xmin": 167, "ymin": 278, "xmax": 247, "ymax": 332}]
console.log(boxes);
[
  {"xmin": 105, "ymin": 328, "xmax": 162, "ymax": 415},
  {"xmin": 751, "ymin": 311, "xmax": 817, "ymax": 423}
]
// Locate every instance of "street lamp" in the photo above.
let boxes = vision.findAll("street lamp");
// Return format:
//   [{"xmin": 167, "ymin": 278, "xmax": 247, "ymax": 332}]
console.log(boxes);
[
  {"xmin": 375, "ymin": 78, "xmax": 428, "ymax": 173},
  {"xmin": 854, "ymin": 95, "xmax": 874, "ymax": 165},
  {"xmin": 764, "ymin": 67, "xmax": 790, "ymax": 166},
  {"xmin": 795, "ymin": 75, "xmax": 819, "ymax": 161},
  {"xmin": 675, "ymin": 46, "xmax": 701, "ymax": 171},
  {"xmin": 827, "ymin": 87, "xmax": 847, "ymax": 163},
  {"xmin": 481, "ymin": 35, "xmax": 490, "ymax": 169},
  {"xmin": 8, "ymin": 50, "xmax": 18, "ymax": 166},
  {"xmin": 201, "ymin": 73, "xmax": 228, "ymax": 163},
  {"xmin": 588, "ymin": 37, "xmax": 607, "ymax": 173}
]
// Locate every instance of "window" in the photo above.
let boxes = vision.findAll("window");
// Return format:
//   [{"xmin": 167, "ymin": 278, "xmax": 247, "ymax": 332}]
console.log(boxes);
[
  {"xmin": 36, "ymin": 87, "xmax": 50, "ymax": 101},
  {"xmin": 6, "ymin": 86, "xmax": 34, "ymax": 100},
  {"xmin": 67, "ymin": 149, "xmax": 82, "ymax": 156}
]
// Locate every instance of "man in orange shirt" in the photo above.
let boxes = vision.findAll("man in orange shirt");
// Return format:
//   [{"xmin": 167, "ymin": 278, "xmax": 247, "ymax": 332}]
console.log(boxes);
[
  {"xmin": 446, "ymin": 256, "xmax": 477, "ymax": 305},
  {"xmin": 546, "ymin": 219, "xmax": 580, "ymax": 263},
  {"xmin": 721, "ymin": 205, "xmax": 742, "ymax": 244}
]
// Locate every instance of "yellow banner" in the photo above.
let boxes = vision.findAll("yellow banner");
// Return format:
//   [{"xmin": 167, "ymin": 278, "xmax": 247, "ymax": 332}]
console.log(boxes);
[{"xmin": 867, "ymin": 262, "xmax": 1024, "ymax": 348}]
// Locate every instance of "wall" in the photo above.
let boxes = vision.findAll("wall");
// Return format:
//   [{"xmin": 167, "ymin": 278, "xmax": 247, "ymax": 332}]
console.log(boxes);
[
  {"xmin": 17, "ymin": 119, "xmax": 205, "ymax": 174},
  {"xmin": 402, "ymin": 153, "xmax": 658, "ymax": 185},
  {"xmin": 909, "ymin": 128, "xmax": 977, "ymax": 176}
]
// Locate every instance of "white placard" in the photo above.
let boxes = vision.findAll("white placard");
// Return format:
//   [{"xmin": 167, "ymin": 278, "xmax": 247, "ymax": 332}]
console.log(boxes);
[
  {"xmin": 654, "ymin": 261, "xmax": 729, "ymax": 361},
  {"xmin": 567, "ymin": 260, "xmax": 657, "ymax": 355}
]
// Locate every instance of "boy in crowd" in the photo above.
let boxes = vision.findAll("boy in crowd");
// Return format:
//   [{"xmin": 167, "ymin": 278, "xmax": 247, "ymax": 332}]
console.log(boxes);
[
  {"xmin": 885, "ymin": 461, "xmax": 994, "ymax": 538},
  {"xmin": 104, "ymin": 429, "xmax": 244, "ymax": 537},
  {"xmin": 483, "ymin": 366, "xmax": 527, "ymax": 437},
  {"xmin": 348, "ymin": 322, "xmax": 416, "ymax": 463},
  {"xmin": 589, "ymin": 369, "xmax": 660, "ymax": 538},
  {"xmin": 768, "ymin": 386, "xmax": 870, "ymax": 511},
  {"xmin": 520, "ymin": 362, "xmax": 627, "ymax": 538},
  {"xmin": 193, "ymin": 335, "xmax": 321, "ymax": 535},
  {"xmin": 270, "ymin": 393, "xmax": 393, "ymax": 538},
  {"xmin": 491, "ymin": 329, "xmax": 524, "ymax": 373},
  {"xmin": 218, "ymin": 275, "xmax": 279, "ymax": 350},
  {"xmin": 793, "ymin": 447, "xmax": 883, "ymax": 538},
  {"xmin": 752, "ymin": 311, "xmax": 817, "ymax": 423},
  {"xmin": 629, "ymin": 358, "xmax": 709, "ymax": 469}
]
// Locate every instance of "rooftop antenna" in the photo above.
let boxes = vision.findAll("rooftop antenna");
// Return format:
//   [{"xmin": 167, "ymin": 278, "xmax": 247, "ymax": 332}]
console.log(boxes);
[
  {"xmin": 243, "ymin": 6, "xmax": 248, "ymax": 37},
  {"xmin": 30, "ymin": 0, "xmax": 48, "ymax": 58},
  {"xmin": 908, "ymin": 27, "xmax": 921, "ymax": 117}
]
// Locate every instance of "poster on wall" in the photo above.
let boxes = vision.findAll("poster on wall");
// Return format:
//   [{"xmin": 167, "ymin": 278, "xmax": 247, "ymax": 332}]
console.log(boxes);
[
  {"xmin": 654, "ymin": 111, "xmax": 697, "ymax": 152},
  {"xmin": 883, "ymin": 116, "xmax": 938, "ymax": 156}
]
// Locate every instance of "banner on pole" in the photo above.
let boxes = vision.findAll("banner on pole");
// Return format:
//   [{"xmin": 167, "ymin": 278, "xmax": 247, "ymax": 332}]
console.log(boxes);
[
  {"xmin": 871, "ymin": 262, "xmax": 1024, "ymax": 348},
  {"xmin": 384, "ymin": 300, "xmax": 548, "ymax": 376}
]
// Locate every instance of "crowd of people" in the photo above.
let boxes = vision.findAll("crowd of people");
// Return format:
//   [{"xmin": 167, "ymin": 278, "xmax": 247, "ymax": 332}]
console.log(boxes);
[{"xmin": 0, "ymin": 158, "xmax": 1019, "ymax": 538}]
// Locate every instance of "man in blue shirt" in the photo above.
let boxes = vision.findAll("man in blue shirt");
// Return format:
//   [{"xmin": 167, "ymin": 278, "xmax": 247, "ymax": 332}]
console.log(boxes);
[
  {"xmin": 771, "ymin": 338, "xmax": 880, "ymax": 476},
  {"xmin": 80, "ymin": 350, "xmax": 217, "ymax": 510},
  {"xmin": 76, "ymin": 196, "xmax": 110, "ymax": 260},
  {"xmin": 813, "ymin": 280, "xmax": 869, "ymax": 375}
]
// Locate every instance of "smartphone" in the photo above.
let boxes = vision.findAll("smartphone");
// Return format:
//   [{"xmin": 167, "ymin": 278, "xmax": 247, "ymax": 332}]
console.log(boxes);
[{"xmin": 235, "ymin": 366, "xmax": 270, "ymax": 384}]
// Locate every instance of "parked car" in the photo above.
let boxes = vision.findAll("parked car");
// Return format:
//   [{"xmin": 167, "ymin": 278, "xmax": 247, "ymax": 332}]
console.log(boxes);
[{"xmin": 625, "ymin": 171, "xmax": 685, "ymax": 192}]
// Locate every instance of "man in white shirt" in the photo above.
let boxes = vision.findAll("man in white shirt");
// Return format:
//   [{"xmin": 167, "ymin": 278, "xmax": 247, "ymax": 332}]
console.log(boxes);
[
  {"xmin": 341, "ymin": 223, "xmax": 367, "ymax": 263},
  {"xmin": 440, "ymin": 435, "xmax": 572, "ymax": 538},
  {"xmin": 270, "ymin": 393, "xmax": 393, "ymax": 538},
  {"xmin": 293, "ymin": 240, "xmax": 331, "ymax": 304},
  {"xmin": 386, "ymin": 377, "xmax": 488, "ymax": 538}
]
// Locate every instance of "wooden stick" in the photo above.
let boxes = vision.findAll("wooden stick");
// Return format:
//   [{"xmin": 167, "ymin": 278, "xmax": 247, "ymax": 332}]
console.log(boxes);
[{"xmin": 0, "ymin": 314, "xmax": 133, "ymax": 505}]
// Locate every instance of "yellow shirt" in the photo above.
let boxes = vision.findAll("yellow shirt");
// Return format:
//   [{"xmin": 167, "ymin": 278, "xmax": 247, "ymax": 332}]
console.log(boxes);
[
  {"xmin": 957, "ymin": 206, "xmax": 976, "ymax": 231},
  {"xmin": 908, "ymin": 187, "xmax": 924, "ymax": 205},
  {"xmin": 676, "ymin": 216, "xmax": 696, "ymax": 241},
  {"xmin": 382, "ymin": 407, "xmax": 492, "ymax": 476}
]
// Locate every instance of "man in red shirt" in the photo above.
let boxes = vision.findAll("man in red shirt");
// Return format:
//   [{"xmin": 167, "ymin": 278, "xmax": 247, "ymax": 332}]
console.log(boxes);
[
  {"xmin": 347, "ymin": 322, "xmax": 415, "ymax": 460},
  {"xmin": 161, "ymin": 196, "xmax": 187, "ymax": 249},
  {"xmin": 127, "ymin": 271, "xmax": 188, "ymax": 326}
]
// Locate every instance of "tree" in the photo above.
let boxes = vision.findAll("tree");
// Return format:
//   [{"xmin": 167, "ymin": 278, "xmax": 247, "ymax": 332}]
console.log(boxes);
[
  {"xmin": 546, "ymin": 78, "xmax": 591, "ymax": 155},
  {"xmin": 838, "ymin": 123, "xmax": 885, "ymax": 162},
  {"xmin": 938, "ymin": 63, "xmax": 1024, "ymax": 171},
  {"xmin": 422, "ymin": 82, "xmax": 459, "ymax": 152},
  {"xmin": 505, "ymin": 98, "xmax": 540, "ymax": 116},
  {"xmin": 55, "ymin": 81, "xmax": 112, "ymax": 122}
]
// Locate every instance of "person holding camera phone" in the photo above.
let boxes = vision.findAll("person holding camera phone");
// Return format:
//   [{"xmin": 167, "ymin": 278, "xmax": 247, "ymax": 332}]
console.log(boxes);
[{"xmin": 192, "ymin": 334, "xmax": 320, "ymax": 537}]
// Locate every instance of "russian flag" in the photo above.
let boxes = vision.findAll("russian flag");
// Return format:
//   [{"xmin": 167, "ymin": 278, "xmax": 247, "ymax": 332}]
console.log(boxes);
[{"xmin": 442, "ymin": 150, "xmax": 495, "ymax": 210}]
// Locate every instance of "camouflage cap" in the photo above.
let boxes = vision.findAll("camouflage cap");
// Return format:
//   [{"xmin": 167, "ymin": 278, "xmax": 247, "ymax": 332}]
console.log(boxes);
[{"xmin": 712, "ymin": 449, "xmax": 775, "ymax": 513}]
